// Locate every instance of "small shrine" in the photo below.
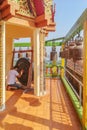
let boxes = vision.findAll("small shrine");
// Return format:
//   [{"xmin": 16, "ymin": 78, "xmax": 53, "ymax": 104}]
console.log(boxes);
[{"xmin": 0, "ymin": 0, "xmax": 56, "ymax": 110}]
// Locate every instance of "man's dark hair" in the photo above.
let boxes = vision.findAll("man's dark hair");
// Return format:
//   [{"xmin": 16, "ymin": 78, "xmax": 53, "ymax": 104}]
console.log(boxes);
[{"xmin": 14, "ymin": 65, "xmax": 19, "ymax": 69}]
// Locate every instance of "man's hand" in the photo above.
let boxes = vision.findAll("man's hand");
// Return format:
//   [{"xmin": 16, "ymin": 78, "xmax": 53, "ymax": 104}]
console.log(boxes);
[
  {"xmin": 20, "ymin": 69, "xmax": 24, "ymax": 75},
  {"xmin": 17, "ymin": 69, "xmax": 24, "ymax": 78}
]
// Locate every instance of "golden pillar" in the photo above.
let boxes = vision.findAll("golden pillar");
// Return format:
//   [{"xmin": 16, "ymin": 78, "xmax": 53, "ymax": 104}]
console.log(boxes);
[
  {"xmin": 0, "ymin": 22, "xmax": 5, "ymax": 111},
  {"xmin": 83, "ymin": 20, "xmax": 87, "ymax": 129},
  {"xmin": 33, "ymin": 29, "xmax": 40, "ymax": 96},
  {"xmin": 39, "ymin": 30, "xmax": 45, "ymax": 95},
  {"xmin": 33, "ymin": 29, "xmax": 45, "ymax": 96},
  {"xmin": 60, "ymin": 44, "xmax": 65, "ymax": 77}
]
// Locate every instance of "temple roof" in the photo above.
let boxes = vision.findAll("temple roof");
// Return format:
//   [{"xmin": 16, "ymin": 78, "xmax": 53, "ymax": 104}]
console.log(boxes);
[{"xmin": 0, "ymin": 0, "xmax": 56, "ymax": 33}]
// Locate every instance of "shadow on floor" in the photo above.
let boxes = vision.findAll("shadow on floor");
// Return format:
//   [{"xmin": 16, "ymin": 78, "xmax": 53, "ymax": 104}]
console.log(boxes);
[
  {"xmin": 21, "ymin": 97, "xmax": 41, "ymax": 106},
  {"xmin": 1, "ymin": 122, "xmax": 33, "ymax": 130}
]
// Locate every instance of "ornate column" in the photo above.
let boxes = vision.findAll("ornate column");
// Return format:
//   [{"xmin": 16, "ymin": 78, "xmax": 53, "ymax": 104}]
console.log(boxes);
[
  {"xmin": 33, "ymin": 29, "xmax": 40, "ymax": 96},
  {"xmin": 33, "ymin": 28, "xmax": 45, "ymax": 96},
  {"xmin": 60, "ymin": 44, "xmax": 65, "ymax": 77},
  {"xmin": 39, "ymin": 29, "xmax": 45, "ymax": 95},
  {"xmin": 0, "ymin": 22, "xmax": 5, "ymax": 111}
]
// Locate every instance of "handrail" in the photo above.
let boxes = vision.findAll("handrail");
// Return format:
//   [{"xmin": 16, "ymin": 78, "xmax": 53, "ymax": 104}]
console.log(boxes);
[
  {"xmin": 64, "ymin": 68, "xmax": 83, "ymax": 106},
  {"xmin": 63, "ymin": 8, "xmax": 87, "ymax": 42},
  {"xmin": 46, "ymin": 37, "xmax": 65, "ymax": 42},
  {"xmin": 65, "ymin": 68, "xmax": 83, "ymax": 87},
  {"xmin": 66, "ymin": 64, "xmax": 83, "ymax": 77}
]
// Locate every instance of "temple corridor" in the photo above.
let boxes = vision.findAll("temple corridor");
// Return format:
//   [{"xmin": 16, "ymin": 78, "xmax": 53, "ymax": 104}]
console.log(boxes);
[{"xmin": 0, "ymin": 78, "xmax": 81, "ymax": 130}]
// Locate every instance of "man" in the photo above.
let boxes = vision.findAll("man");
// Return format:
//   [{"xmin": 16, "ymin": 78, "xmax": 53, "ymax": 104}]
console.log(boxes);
[{"xmin": 6, "ymin": 65, "xmax": 24, "ymax": 90}]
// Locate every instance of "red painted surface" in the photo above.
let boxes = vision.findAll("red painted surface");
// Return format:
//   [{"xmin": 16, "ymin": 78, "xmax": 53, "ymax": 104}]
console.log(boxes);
[
  {"xmin": 33, "ymin": 0, "xmax": 44, "ymax": 16},
  {"xmin": 0, "ymin": 0, "xmax": 3, "ymax": 4}
]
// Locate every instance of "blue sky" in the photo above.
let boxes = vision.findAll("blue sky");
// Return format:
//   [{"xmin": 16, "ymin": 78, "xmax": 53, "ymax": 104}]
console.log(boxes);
[{"xmin": 46, "ymin": 0, "xmax": 87, "ymax": 40}]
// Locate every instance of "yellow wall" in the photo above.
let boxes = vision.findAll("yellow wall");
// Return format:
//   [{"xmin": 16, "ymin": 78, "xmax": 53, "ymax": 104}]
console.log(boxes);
[{"xmin": 6, "ymin": 38, "xmax": 13, "ymax": 76}]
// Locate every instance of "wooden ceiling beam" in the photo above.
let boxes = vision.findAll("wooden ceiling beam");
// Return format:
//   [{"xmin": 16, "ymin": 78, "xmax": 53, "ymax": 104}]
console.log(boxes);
[
  {"xmin": 0, "ymin": 0, "xmax": 8, "ymax": 10},
  {"xmin": 0, "ymin": 0, "xmax": 19, "ymax": 20},
  {"xmin": 43, "ymin": 21, "xmax": 56, "ymax": 32},
  {"xmin": 35, "ymin": 14, "xmax": 45, "ymax": 23},
  {"xmin": 35, "ymin": 19, "xmax": 47, "ymax": 27}
]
